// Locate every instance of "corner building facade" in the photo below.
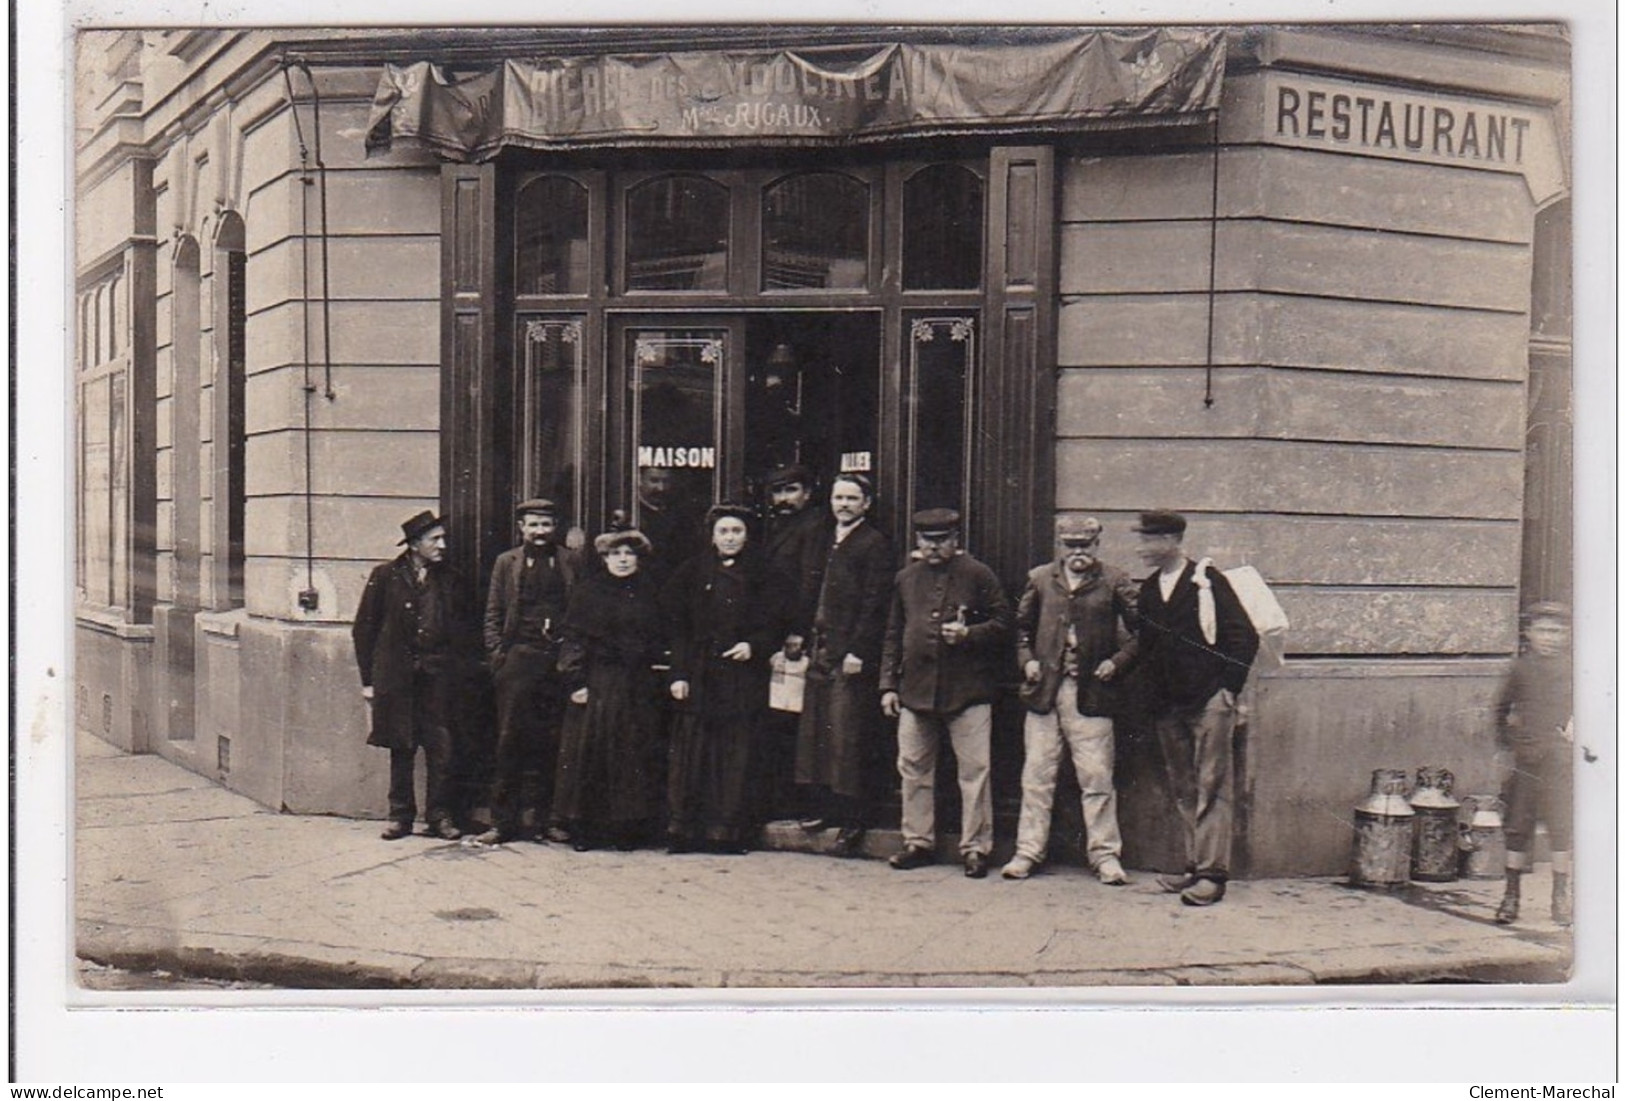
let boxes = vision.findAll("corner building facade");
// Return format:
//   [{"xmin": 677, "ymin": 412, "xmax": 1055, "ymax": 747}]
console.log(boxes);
[{"xmin": 74, "ymin": 25, "xmax": 1572, "ymax": 874}]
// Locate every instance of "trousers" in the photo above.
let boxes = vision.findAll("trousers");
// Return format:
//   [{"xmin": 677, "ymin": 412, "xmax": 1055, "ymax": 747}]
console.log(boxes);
[
  {"xmin": 488, "ymin": 642, "xmax": 566, "ymax": 832},
  {"xmin": 1013, "ymin": 677, "xmax": 1121, "ymax": 868},
  {"xmin": 1153, "ymin": 688, "xmax": 1238, "ymax": 881},
  {"xmin": 897, "ymin": 703, "xmax": 993, "ymax": 856},
  {"xmin": 387, "ymin": 674, "xmax": 455, "ymax": 826}
]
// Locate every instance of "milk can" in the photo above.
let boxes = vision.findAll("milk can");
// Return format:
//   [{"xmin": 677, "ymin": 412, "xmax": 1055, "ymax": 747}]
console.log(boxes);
[
  {"xmin": 1350, "ymin": 768, "xmax": 1415, "ymax": 888},
  {"xmin": 1409, "ymin": 767, "xmax": 1461, "ymax": 882},
  {"xmin": 1458, "ymin": 794, "xmax": 1507, "ymax": 880}
]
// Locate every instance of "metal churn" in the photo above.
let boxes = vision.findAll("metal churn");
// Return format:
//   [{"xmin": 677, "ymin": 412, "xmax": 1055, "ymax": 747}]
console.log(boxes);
[
  {"xmin": 1409, "ymin": 766, "xmax": 1461, "ymax": 882},
  {"xmin": 1350, "ymin": 768, "xmax": 1415, "ymax": 888},
  {"xmin": 1458, "ymin": 794, "xmax": 1508, "ymax": 880}
]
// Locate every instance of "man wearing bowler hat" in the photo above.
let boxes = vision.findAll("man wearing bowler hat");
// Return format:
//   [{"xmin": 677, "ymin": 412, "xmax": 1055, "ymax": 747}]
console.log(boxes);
[
  {"xmin": 881, "ymin": 508, "xmax": 1012, "ymax": 878},
  {"xmin": 476, "ymin": 498, "xmax": 585, "ymax": 845},
  {"xmin": 1133, "ymin": 509, "xmax": 1258, "ymax": 905},
  {"xmin": 353, "ymin": 510, "xmax": 475, "ymax": 841}
]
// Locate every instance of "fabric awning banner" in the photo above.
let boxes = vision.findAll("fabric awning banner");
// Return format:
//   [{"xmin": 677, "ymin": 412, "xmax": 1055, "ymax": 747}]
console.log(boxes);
[{"xmin": 365, "ymin": 28, "xmax": 1226, "ymax": 159}]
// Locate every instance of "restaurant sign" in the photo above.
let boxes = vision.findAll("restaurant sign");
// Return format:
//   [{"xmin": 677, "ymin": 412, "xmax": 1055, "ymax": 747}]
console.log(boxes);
[
  {"xmin": 366, "ymin": 28, "xmax": 1226, "ymax": 160},
  {"xmin": 1261, "ymin": 71, "xmax": 1566, "ymax": 204}
]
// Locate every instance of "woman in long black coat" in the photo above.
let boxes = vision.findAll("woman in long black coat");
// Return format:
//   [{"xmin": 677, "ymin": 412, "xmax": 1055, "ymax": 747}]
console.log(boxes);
[
  {"xmin": 662, "ymin": 505, "xmax": 793, "ymax": 854},
  {"xmin": 552, "ymin": 529, "xmax": 667, "ymax": 851}
]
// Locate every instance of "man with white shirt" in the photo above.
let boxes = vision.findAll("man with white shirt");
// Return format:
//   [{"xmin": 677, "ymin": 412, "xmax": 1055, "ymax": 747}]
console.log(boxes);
[
  {"xmin": 1134, "ymin": 510, "xmax": 1258, "ymax": 906},
  {"xmin": 794, "ymin": 474, "xmax": 893, "ymax": 856}
]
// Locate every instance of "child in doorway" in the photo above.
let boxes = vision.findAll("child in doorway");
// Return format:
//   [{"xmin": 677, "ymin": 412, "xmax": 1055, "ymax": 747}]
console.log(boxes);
[{"xmin": 1492, "ymin": 601, "xmax": 1575, "ymax": 927}]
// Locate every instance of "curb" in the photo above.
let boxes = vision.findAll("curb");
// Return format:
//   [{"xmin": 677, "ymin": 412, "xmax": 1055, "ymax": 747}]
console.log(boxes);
[{"xmin": 77, "ymin": 919, "xmax": 1572, "ymax": 992}]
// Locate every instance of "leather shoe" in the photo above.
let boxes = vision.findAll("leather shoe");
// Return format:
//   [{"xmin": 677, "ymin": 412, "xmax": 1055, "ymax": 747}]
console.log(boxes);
[
  {"xmin": 1180, "ymin": 877, "xmax": 1226, "ymax": 906},
  {"xmin": 542, "ymin": 825, "xmax": 572, "ymax": 845},
  {"xmin": 798, "ymin": 817, "xmax": 827, "ymax": 831},
  {"xmin": 889, "ymin": 844, "xmax": 935, "ymax": 871},
  {"xmin": 832, "ymin": 827, "xmax": 866, "ymax": 857},
  {"xmin": 1157, "ymin": 871, "xmax": 1197, "ymax": 894},
  {"xmin": 473, "ymin": 828, "xmax": 511, "ymax": 846},
  {"xmin": 964, "ymin": 852, "xmax": 989, "ymax": 879},
  {"xmin": 428, "ymin": 820, "xmax": 462, "ymax": 841},
  {"xmin": 380, "ymin": 821, "xmax": 412, "ymax": 841}
]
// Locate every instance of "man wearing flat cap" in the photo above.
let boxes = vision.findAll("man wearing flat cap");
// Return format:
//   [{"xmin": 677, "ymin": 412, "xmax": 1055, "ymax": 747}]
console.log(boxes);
[
  {"xmin": 476, "ymin": 498, "xmax": 585, "ymax": 845},
  {"xmin": 881, "ymin": 508, "xmax": 1012, "ymax": 878},
  {"xmin": 1134, "ymin": 509, "xmax": 1258, "ymax": 906},
  {"xmin": 1003, "ymin": 515, "xmax": 1139, "ymax": 884},
  {"xmin": 353, "ymin": 510, "xmax": 476, "ymax": 841}
]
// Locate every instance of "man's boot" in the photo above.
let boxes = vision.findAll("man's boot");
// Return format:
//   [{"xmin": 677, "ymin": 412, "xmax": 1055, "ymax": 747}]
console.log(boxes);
[
  {"xmin": 1494, "ymin": 869, "xmax": 1522, "ymax": 925},
  {"xmin": 1551, "ymin": 850, "xmax": 1574, "ymax": 927}
]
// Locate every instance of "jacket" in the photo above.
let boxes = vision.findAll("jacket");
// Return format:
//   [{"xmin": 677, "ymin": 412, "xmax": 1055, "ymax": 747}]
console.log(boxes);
[
  {"xmin": 352, "ymin": 553, "xmax": 476, "ymax": 750},
  {"xmin": 880, "ymin": 552, "xmax": 1013, "ymax": 714},
  {"xmin": 662, "ymin": 549, "xmax": 793, "ymax": 716},
  {"xmin": 483, "ymin": 542, "xmax": 585, "ymax": 659},
  {"xmin": 1016, "ymin": 560, "xmax": 1139, "ymax": 715},
  {"xmin": 765, "ymin": 506, "xmax": 832, "ymax": 638},
  {"xmin": 1136, "ymin": 558, "xmax": 1259, "ymax": 712},
  {"xmin": 808, "ymin": 520, "xmax": 894, "ymax": 670}
]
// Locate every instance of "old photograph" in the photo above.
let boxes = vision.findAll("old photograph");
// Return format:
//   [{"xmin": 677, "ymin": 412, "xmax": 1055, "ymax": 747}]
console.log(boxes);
[{"xmin": 62, "ymin": 15, "xmax": 1597, "ymax": 1019}]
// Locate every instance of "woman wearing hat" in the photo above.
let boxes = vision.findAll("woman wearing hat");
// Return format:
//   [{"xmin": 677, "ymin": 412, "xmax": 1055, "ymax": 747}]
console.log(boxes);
[
  {"xmin": 661, "ymin": 504, "xmax": 794, "ymax": 854},
  {"xmin": 551, "ymin": 529, "xmax": 667, "ymax": 851}
]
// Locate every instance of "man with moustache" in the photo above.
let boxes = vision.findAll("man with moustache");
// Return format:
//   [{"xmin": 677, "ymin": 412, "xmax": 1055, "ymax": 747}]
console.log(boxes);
[
  {"xmin": 475, "ymin": 498, "xmax": 584, "ymax": 845},
  {"xmin": 880, "ymin": 508, "xmax": 1012, "ymax": 878},
  {"xmin": 795, "ymin": 473, "xmax": 893, "ymax": 856},
  {"xmin": 1003, "ymin": 515, "xmax": 1138, "ymax": 884},
  {"xmin": 1133, "ymin": 510, "xmax": 1258, "ymax": 906},
  {"xmin": 353, "ymin": 510, "xmax": 474, "ymax": 841}
]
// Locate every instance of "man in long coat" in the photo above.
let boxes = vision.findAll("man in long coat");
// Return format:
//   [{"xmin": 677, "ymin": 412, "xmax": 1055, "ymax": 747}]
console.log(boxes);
[
  {"xmin": 476, "ymin": 498, "xmax": 584, "ymax": 845},
  {"xmin": 794, "ymin": 473, "xmax": 893, "ymax": 855},
  {"xmin": 758, "ymin": 463, "xmax": 829, "ymax": 821},
  {"xmin": 1134, "ymin": 509, "xmax": 1259, "ymax": 906},
  {"xmin": 352, "ymin": 510, "xmax": 476, "ymax": 841}
]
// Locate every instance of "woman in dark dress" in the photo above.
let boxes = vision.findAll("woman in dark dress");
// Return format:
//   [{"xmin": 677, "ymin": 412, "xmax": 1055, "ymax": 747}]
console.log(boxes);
[
  {"xmin": 552, "ymin": 529, "xmax": 666, "ymax": 851},
  {"xmin": 662, "ymin": 505, "xmax": 793, "ymax": 854}
]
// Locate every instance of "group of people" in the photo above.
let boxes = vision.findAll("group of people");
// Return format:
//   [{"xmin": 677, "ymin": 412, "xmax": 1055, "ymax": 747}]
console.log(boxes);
[{"xmin": 352, "ymin": 466, "xmax": 1265, "ymax": 906}]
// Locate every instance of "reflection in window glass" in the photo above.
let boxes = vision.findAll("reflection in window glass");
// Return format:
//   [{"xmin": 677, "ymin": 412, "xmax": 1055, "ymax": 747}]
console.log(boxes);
[
  {"xmin": 903, "ymin": 164, "xmax": 984, "ymax": 290},
  {"xmin": 762, "ymin": 172, "xmax": 869, "ymax": 290},
  {"xmin": 626, "ymin": 175, "xmax": 729, "ymax": 291},
  {"xmin": 515, "ymin": 177, "xmax": 591, "ymax": 296},
  {"xmin": 908, "ymin": 315, "xmax": 975, "ymax": 531}
]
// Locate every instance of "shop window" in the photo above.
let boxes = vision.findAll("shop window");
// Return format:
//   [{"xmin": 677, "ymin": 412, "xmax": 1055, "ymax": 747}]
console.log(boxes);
[
  {"xmin": 906, "ymin": 313, "xmax": 976, "ymax": 531},
  {"xmin": 625, "ymin": 174, "xmax": 729, "ymax": 291},
  {"xmin": 77, "ymin": 269, "xmax": 130, "ymax": 609},
  {"xmin": 903, "ymin": 164, "xmax": 984, "ymax": 291},
  {"xmin": 517, "ymin": 316, "xmax": 586, "ymax": 523},
  {"xmin": 515, "ymin": 176, "xmax": 591, "ymax": 296},
  {"xmin": 762, "ymin": 171, "xmax": 869, "ymax": 290}
]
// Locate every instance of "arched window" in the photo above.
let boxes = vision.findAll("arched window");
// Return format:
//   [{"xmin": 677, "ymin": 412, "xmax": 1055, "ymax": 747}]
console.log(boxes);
[
  {"xmin": 903, "ymin": 163, "xmax": 984, "ymax": 291},
  {"xmin": 625, "ymin": 174, "xmax": 729, "ymax": 291},
  {"xmin": 761, "ymin": 171, "xmax": 869, "ymax": 290},
  {"xmin": 106, "ymin": 275, "xmax": 121, "ymax": 360},
  {"xmin": 515, "ymin": 175, "xmax": 591, "ymax": 296},
  {"xmin": 171, "ymin": 236, "xmax": 203, "ymax": 611}
]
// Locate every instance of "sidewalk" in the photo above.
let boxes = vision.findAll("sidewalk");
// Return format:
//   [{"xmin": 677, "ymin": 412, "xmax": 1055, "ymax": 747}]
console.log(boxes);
[{"xmin": 75, "ymin": 731, "xmax": 1573, "ymax": 991}]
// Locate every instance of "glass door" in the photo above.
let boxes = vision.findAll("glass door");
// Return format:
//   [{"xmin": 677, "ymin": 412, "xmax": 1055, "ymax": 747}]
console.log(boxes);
[{"xmin": 611, "ymin": 317, "xmax": 745, "ymax": 565}]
